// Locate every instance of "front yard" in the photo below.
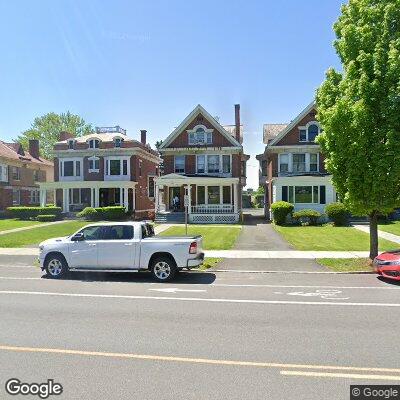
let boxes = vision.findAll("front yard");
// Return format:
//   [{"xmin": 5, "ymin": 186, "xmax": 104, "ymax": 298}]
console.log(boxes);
[
  {"xmin": 158, "ymin": 225, "xmax": 242, "ymax": 250},
  {"xmin": 273, "ymin": 224, "xmax": 398, "ymax": 251},
  {"xmin": 0, "ymin": 219, "xmax": 43, "ymax": 232},
  {"xmin": 378, "ymin": 221, "xmax": 400, "ymax": 236},
  {"xmin": 0, "ymin": 220, "xmax": 90, "ymax": 248}
]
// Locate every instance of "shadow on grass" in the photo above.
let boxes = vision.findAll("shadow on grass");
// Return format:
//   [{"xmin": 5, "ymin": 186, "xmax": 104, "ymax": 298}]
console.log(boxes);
[{"xmin": 42, "ymin": 270, "xmax": 216, "ymax": 285}]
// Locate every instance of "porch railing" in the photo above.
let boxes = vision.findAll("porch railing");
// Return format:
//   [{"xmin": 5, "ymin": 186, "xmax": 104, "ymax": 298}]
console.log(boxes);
[{"xmin": 191, "ymin": 204, "xmax": 234, "ymax": 214}]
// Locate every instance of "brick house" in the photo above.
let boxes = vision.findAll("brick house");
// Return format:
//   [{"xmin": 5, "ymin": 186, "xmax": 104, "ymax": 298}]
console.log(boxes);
[
  {"xmin": 155, "ymin": 104, "xmax": 249, "ymax": 223},
  {"xmin": 0, "ymin": 140, "xmax": 53, "ymax": 211},
  {"xmin": 256, "ymin": 101, "xmax": 336, "ymax": 218},
  {"xmin": 39, "ymin": 127, "xmax": 161, "ymax": 218}
]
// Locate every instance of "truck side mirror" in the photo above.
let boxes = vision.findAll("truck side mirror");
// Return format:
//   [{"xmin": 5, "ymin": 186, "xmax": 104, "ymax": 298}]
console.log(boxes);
[{"xmin": 71, "ymin": 232, "xmax": 84, "ymax": 241}]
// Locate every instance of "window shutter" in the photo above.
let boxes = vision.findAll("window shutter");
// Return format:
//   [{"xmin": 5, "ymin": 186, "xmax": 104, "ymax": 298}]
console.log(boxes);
[
  {"xmin": 319, "ymin": 186, "xmax": 326, "ymax": 204},
  {"xmin": 282, "ymin": 186, "xmax": 288, "ymax": 202}
]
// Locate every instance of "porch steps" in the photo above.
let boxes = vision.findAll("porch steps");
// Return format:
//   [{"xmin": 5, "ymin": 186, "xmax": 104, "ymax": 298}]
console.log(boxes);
[{"xmin": 155, "ymin": 212, "xmax": 185, "ymax": 224}]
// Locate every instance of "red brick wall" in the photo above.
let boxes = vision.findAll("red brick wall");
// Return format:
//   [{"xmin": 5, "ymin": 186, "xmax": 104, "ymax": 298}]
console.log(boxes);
[
  {"xmin": 163, "ymin": 155, "xmax": 174, "ymax": 175},
  {"xmin": 83, "ymin": 157, "xmax": 104, "ymax": 181},
  {"xmin": 185, "ymin": 155, "xmax": 196, "ymax": 174},
  {"xmin": 0, "ymin": 188, "xmax": 12, "ymax": 210}
]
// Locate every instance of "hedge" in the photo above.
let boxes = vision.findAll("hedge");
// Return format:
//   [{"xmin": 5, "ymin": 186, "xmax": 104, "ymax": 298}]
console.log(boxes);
[
  {"xmin": 7, "ymin": 206, "xmax": 62, "ymax": 220},
  {"xmin": 77, "ymin": 206, "xmax": 127, "ymax": 221},
  {"xmin": 77, "ymin": 207, "xmax": 100, "ymax": 221},
  {"xmin": 36, "ymin": 214, "xmax": 58, "ymax": 222},
  {"xmin": 292, "ymin": 209, "xmax": 322, "ymax": 226},
  {"xmin": 271, "ymin": 201, "xmax": 294, "ymax": 225},
  {"xmin": 325, "ymin": 203, "xmax": 350, "ymax": 226}
]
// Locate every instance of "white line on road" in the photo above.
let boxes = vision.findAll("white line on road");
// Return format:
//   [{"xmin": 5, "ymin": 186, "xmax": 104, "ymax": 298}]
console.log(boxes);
[
  {"xmin": 280, "ymin": 370, "xmax": 400, "ymax": 381},
  {"xmin": 1, "ymin": 290, "xmax": 400, "ymax": 308},
  {"xmin": 212, "ymin": 284, "xmax": 399, "ymax": 290},
  {"xmin": 0, "ymin": 265, "xmax": 37, "ymax": 269}
]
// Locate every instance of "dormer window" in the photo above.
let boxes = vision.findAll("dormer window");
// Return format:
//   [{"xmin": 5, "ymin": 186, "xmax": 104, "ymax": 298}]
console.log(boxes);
[
  {"xmin": 89, "ymin": 139, "xmax": 100, "ymax": 149},
  {"xmin": 299, "ymin": 122, "xmax": 321, "ymax": 142},
  {"xmin": 67, "ymin": 139, "xmax": 75, "ymax": 150},
  {"xmin": 188, "ymin": 125, "xmax": 213, "ymax": 145},
  {"xmin": 114, "ymin": 138, "xmax": 123, "ymax": 148}
]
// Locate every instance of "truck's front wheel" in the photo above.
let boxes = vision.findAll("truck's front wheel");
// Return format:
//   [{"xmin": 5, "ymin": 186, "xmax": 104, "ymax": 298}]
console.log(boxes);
[
  {"xmin": 45, "ymin": 254, "xmax": 68, "ymax": 279},
  {"xmin": 150, "ymin": 256, "xmax": 176, "ymax": 282}
]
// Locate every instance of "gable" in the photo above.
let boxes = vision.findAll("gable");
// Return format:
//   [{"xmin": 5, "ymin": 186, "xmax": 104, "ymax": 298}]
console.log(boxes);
[{"xmin": 160, "ymin": 105, "xmax": 241, "ymax": 150}]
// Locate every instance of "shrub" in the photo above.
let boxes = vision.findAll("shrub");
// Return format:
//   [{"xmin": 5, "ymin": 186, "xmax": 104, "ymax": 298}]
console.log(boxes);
[
  {"xmin": 36, "ymin": 214, "xmax": 57, "ymax": 222},
  {"xmin": 77, "ymin": 207, "xmax": 100, "ymax": 221},
  {"xmin": 99, "ymin": 206, "xmax": 127, "ymax": 220},
  {"xmin": 7, "ymin": 206, "xmax": 62, "ymax": 220},
  {"xmin": 292, "ymin": 209, "xmax": 322, "ymax": 226},
  {"xmin": 325, "ymin": 203, "xmax": 350, "ymax": 226},
  {"xmin": 271, "ymin": 201, "xmax": 294, "ymax": 225}
]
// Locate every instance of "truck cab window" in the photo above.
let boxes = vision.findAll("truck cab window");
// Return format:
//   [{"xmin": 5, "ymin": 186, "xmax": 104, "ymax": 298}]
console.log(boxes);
[{"xmin": 103, "ymin": 225, "xmax": 134, "ymax": 240}]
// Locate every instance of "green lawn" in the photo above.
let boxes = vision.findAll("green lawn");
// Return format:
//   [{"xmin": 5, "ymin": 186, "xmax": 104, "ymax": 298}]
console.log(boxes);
[
  {"xmin": 198, "ymin": 257, "xmax": 221, "ymax": 270},
  {"xmin": 317, "ymin": 258, "xmax": 373, "ymax": 272},
  {"xmin": 0, "ymin": 219, "xmax": 43, "ymax": 232},
  {"xmin": 274, "ymin": 224, "xmax": 398, "ymax": 251},
  {"xmin": 158, "ymin": 226, "xmax": 242, "ymax": 250},
  {"xmin": 0, "ymin": 220, "xmax": 91, "ymax": 248},
  {"xmin": 378, "ymin": 221, "xmax": 400, "ymax": 236}
]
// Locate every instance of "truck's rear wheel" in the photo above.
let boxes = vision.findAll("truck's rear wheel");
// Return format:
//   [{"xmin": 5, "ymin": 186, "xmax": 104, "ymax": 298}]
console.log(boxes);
[
  {"xmin": 45, "ymin": 254, "xmax": 68, "ymax": 279},
  {"xmin": 150, "ymin": 256, "xmax": 176, "ymax": 282}
]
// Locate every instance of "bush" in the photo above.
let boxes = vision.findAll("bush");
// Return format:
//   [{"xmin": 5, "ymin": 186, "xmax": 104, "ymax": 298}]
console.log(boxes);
[
  {"xmin": 292, "ymin": 209, "xmax": 322, "ymax": 226},
  {"xmin": 271, "ymin": 201, "xmax": 294, "ymax": 225},
  {"xmin": 77, "ymin": 207, "xmax": 100, "ymax": 221},
  {"xmin": 100, "ymin": 206, "xmax": 127, "ymax": 220},
  {"xmin": 36, "ymin": 214, "xmax": 58, "ymax": 222},
  {"xmin": 7, "ymin": 206, "xmax": 62, "ymax": 220},
  {"xmin": 325, "ymin": 203, "xmax": 350, "ymax": 226}
]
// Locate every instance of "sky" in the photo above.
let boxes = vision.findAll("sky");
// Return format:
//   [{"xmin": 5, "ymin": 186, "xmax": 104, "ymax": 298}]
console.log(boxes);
[{"xmin": 0, "ymin": 0, "xmax": 343, "ymax": 189}]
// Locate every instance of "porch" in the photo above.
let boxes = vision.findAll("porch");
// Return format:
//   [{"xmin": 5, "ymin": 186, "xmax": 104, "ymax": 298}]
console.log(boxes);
[
  {"xmin": 38, "ymin": 181, "xmax": 137, "ymax": 213},
  {"xmin": 154, "ymin": 174, "xmax": 240, "ymax": 224}
]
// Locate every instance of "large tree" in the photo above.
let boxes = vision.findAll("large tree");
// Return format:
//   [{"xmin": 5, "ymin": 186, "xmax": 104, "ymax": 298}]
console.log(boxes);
[
  {"xmin": 316, "ymin": 0, "xmax": 400, "ymax": 259},
  {"xmin": 18, "ymin": 111, "xmax": 93, "ymax": 159}
]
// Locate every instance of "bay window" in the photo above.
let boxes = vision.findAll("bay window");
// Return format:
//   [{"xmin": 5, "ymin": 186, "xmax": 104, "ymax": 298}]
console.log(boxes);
[{"xmin": 282, "ymin": 185, "xmax": 326, "ymax": 204}]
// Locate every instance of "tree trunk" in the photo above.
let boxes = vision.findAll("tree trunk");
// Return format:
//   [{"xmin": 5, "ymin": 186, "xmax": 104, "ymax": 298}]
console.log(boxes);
[{"xmin": 369, "ymin": 211, "xmax": 379, "ymax": 260}]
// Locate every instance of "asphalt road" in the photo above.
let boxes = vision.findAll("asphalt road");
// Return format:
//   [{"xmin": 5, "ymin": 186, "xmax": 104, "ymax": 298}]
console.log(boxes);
[{"xmin": 0, "ymin": 257, "xmax": 399, "ymax": 400}]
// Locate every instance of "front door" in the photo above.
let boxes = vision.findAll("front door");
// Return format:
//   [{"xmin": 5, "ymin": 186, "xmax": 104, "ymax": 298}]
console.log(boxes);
[
  {"xmin": 97, "ymin": 225, "xmax": 137, "ymax": 269},
  {"xmin": 169, "ymin": 187, "xmax": 181, "ymax": 211},
  {"xmin": 69, "ymin": 225, "xmax": 103, "ymax": 268}
]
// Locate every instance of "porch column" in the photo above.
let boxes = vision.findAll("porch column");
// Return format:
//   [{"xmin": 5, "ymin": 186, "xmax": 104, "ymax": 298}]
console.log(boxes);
[
  {"xmin": 63, "ymin": 188, "xmax": 70, "ymax": 213},
  {"xmin": 132, "ymin": 187, "xmax": 136, "ymax": 210},
  {"xmin": 119, "ymin": 187, "xmax": 123, "ymax": 206},
  {"xmin": 123, "ymin": 187, "xmax": 129, "ymax": 211},
  {"xmin": 40, "ymin": 189, "xmax": 46, "ymax": 207},
  {"xmin": 155, "ymin": 184, "xmax": 159, "ymax": 212},
  {"xmin": 53, "ymin": 189, "xmax": 57, "ymax": 206},
  {"xmin": 94, "ymin": 188, "xmax": 99, "ymax": 208},
  {"xmin": 233, "ymin": 183, "xmax": 238, "ymax": 213},
  {"xmin": 90, "ymin": 188, "xmax": 95, "ymax": 208}
]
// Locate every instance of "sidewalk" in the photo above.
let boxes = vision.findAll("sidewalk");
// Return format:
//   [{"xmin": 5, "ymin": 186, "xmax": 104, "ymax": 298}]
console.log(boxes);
[{"xmin": 353, "ymin": 224, "xmax": 400, "ymax": 244}]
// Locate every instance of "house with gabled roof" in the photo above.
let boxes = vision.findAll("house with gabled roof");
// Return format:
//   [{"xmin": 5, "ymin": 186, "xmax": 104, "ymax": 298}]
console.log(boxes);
[
  {"xmin": 256, "ymin": 101, "xmax": 336, "ymax": 218},
  {"xmin": 155, "ymin": 104, "xmax": 249, "ymax": 223}
]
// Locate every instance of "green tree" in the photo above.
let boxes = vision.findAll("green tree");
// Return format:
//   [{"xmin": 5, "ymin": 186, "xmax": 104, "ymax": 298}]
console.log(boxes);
[
  {"xmin": 155, "ymin": 140, "xmax": 163, "ymax": 150},
  {"xmin": 316, "ymin": 0, "xmax": 400, "ymax": 258},
  {"xmin": 18, "ymin": 111, "xmax": 93, "ymax": 159}
]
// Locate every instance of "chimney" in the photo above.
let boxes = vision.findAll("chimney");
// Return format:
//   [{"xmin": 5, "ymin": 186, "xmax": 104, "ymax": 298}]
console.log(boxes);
[
  {"xmin": 29, "ymin": 139, "xmax": 40, "ymax": 159},
  {"xmin": 59, "ymin": 131, "xmax": 74, "ymax": 141},
  {"xmin": 234, "ymin": 104, "xmax": 241, "ymax": 144},
  {"xmin": 140, "ymin": 130, "xmax": 147, "ymax": 145}
]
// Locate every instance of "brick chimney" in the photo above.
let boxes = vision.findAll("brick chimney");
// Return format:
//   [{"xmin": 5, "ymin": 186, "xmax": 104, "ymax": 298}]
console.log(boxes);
[
  {"xmin": 59, "ymin": 131, "xmax": 74, "ymax": 141},
  {"xmin": 29, "ymin": 139, "xmax": 40, "ymax": 159},
  {"xmin": 140, "ymin": 130, "xmax": 147, "ymax": 145},
  {"xmin": 234, "ymin": 104, "xmax": 241, "ymax": 144}
]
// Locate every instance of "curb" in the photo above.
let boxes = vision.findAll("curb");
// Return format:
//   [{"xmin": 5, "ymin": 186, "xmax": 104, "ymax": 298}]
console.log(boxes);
[{"xmin": 205, "ymin": 269, "xmax": 375, "ymax": 275}]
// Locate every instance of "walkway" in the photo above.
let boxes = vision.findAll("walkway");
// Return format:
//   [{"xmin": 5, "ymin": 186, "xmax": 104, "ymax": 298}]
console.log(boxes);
[
  {"xmin": 0, "ymin": 220, "xmax": 72, "ymax": 236},
  {"xmin": 353, "ymin": 224, "xmax": 400, "ymax": 244}
]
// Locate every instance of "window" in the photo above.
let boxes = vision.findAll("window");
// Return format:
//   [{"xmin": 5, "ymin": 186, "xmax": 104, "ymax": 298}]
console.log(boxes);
[
  {"xmin": 241, "ymin": 161, "xmax": 246, "ymax": 177},
  {"xmin": 77, "ymin": 226, "xmax": 103, "ymax": 241},
  {"xmin": 288, "ymin": 186, "xmax": 294, "ymax": 203},
  {"xmin": 174, "ymin": 156, "xmax": 185, "ymax": 173},
  {"xmin": 188, "ymin": 126, "xmax": 212, "ymax": 145},
  {"xmin": 299, "ymin": 129, "xmax": 307, "ymax": 142},
  {"xmin": 279, "ymin": 154, "xmax": 289, "ymax": 173},
  {"xmin": 293, "ymin": 154, "xmax": 306, "ymax": 173},
  {"xmin": 299, "ymin": 122, "xmax": 320, "ymax": 142},
  {"xmin": 124, "ymin": 159, "xmax": 128, "ymax": 176},
  {"xmin": 0, "ymin": 164, "xmax": 8, "ymax": 182},
  {"xmin": 69, "ymin": 188, "xmax": 81, "ymax": 204},
  {"xmin": 308, "ymin": 124, "xmax": 319, "ymax": 142},
  {"xmin": 196, "ymin": 155, "xmax": 205, "ymax": 173},
  {"xmin": 75, "ymin": 161, "xmax": 81, "ymax": 176},
  {"xmin": 12, "ymin": 189, "xmax": 20, "ymax": 205},
  {"xmin": 295, "ymin": 186, "xmax": 313, "ymax": 203},
  {"xmin": 12, "ymin": 167, "xmax": 20, "ymax": 180},
  {"xmin": 63, "ymin": 161, "xmax": 74, "ymax": 177},
  {"xmin": 68, "ymin": 140, "xmax": 75, "ymax": 149},
  {"xmin": 29, "ymin": 190, "xmax": 40, "ymax": 204},
  {"xmin": 110, "ymin": 160, "xmax": 121, "ymax": 175},
  {"xmin": 148, "ymin": 176, "xmax": 155, "ymax": 197},
  {"xmin": 310, "ymin": 153, "xmax": 318, "ymax": 172},
  {"xmin": 207, "ymin": 155, "xmax": 220, "ymax": 173},
  {"xmin": 222, "ymin": 155, "xmax": 231, "ymax": 174},
  {"xmin": 103, "ymin": 225, "xmax": 134, "ymax": 240},
  {"xmin": 197, "ymin": 186, "xmax": 205, "ymax": 204},
  {"xmin": 320, "ymin": 186, "xmax": 326, "ymax": 204},
  {"xmin": 114, "ymin": 138, "xmax": 123, "ymax": 148},
  {"xmin": 89, "ymin": 139, "xmax": 99, "ymax": 149},
  {"xmin": 89, "ymin": 157, "xmax": 100, "ymax": 171},
  {"xmin": 208, "ymin": 186, "xmax": 220, "ymax": 204},
  {"xmin": 223, "ymin": 186, "xmax": 231, "ymax": 204}
]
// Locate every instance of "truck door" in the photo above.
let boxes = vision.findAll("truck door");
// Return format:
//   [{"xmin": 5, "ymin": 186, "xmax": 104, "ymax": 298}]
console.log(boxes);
[{"xmin": 69, "ymin": 225, "xmax": 102, "ymax": 268}]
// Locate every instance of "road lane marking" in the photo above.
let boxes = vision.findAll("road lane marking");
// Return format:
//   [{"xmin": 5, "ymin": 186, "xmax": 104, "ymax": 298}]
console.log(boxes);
[
  {"xmin": 0, "ymin": 265, "xmax": 37, "ymax": 269},
  {"xmin": 148, "ymin": 288, "xmax": 207, "ymax": 293},
  {"xmin": 0, "ymin": 277, "xmax": 41, "ymax": 280},
  {"xmin": 280, "ymin": 370, "xmax": 400, "ymax": 381},
  {"xmin": 0, "ymin": 345, "xmax": 400, "ymax": 375},
  {"xmin": 212, "ymin": 284, "xmax": 400, "ymax": 290},
  {"xmin": 1, "ymin": 290, "xmax": 400, "ymax": 307}
]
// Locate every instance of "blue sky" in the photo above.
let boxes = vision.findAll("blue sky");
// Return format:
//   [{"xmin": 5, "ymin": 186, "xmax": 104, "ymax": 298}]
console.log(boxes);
[{"xmin": 0, "ymin": 0, "xmax": 343, "ymax": 189}]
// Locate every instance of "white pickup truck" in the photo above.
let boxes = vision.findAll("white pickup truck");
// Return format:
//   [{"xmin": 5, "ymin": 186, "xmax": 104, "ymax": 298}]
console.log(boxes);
[{"xmin": 38, "ymin": 221, "xmax": 204, "ymax": 282}]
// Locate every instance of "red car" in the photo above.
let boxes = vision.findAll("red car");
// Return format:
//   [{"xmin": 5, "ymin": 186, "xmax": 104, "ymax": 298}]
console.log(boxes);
[{"xmin": 374, "ymin": 250, "xmax": 400, "ymax": 280}]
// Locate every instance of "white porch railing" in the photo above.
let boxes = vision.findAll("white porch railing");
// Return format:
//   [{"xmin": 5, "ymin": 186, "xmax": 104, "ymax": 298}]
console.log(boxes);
[{"xmin": 191, "ymin": 204, "xmax": 234, "ymax": 214}]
